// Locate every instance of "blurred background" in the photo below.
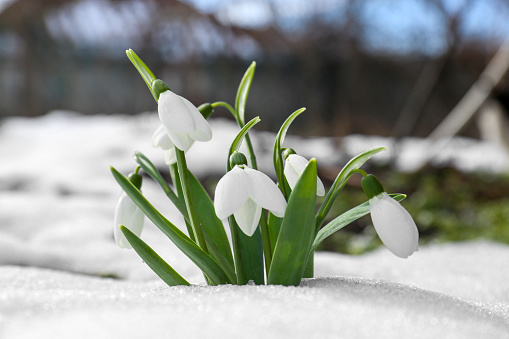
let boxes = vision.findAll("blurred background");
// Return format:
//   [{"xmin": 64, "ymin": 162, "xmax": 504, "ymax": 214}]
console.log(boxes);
[{"xmin": 1, "ymin": 0, "xmax": 509, "ymax": 255}]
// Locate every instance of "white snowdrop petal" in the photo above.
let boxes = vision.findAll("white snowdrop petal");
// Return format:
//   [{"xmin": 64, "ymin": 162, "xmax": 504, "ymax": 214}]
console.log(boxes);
[
  {"xmin": 233, "ymin": 198, "xmax": 262, "ymax": 236},
  {"xmin": 287, "ymin": 154, "xmax": 309, "ymax": 173},
  {"xmin": 183, "ymin": 97, "xmax": 212, "ymax": 142},
  {"xmin": 113, "ymin": 193, "xmax": 145, "ymax": 249},
  {"xmin": 369, "ymin": 193, "xmax": 419, "ymax": 258},
  {"xmin": 316, "ymin": 177, "xmax": 325, "ymax": 196},
  {"xmin": 214, "ymin": 166, "xmax": 251, "ymax": 219},
  {"xmin": 245, "ymin": 167, "xmax": 287, "ymax": 217},
  {"xmin": 158, "ymin": 91, "xmax": 196, "ymax": 133},
  {"xmin": 286, "ymin": 154, "xmax": 325, "ymax": 196},
  {"xmin": 164, "ymin": 149, "xmax": 177, "ymax": 165},
  {"xmin": 284, "ymin": 162, "xmax": 300, "ymax": 190},
  {"xmin": 164, "ymin": 127, "xmax": 194, "ymax": 151},
  {"xmin": 151, "ymin": 125, "xmax": 174, "ymax": 150}
]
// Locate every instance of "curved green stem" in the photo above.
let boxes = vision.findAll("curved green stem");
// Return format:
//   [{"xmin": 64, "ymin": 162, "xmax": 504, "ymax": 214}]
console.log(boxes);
[
  {"xmin": 212, "ymin": 101, "xmax": 237, "ymax": 118},
  {"xmin": 213, "ymin": 101, "xmax": 258, "ymax": 169}
]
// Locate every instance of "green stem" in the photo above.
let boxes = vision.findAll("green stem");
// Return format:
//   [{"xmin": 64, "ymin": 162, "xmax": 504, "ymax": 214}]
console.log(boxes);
[
  {"xmin": 170, "ymin": 163, "xmax": 195, "ymax": 242},
  {"xmin": 212, "ymin": 101, "xmax": 236, "ymax": 117},
  {"xmin": 259, "ymin": 210, "xmax": 272, "ymax": 276},
  {"xmin": 212, "ymin": 101, "xmax": 258, "ymax": 169},
  {"xmin": 175, "ymin": 147, "xmax": 207, "ymax": 252},
  {"xmin": 315, "ymin": 173, "xmax": 353, "ymax": 233}
]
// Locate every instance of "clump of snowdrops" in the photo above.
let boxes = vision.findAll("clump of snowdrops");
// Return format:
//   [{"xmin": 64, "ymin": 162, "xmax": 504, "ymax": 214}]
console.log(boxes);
[{"xmin": 111, "ymin": 49, "xmax": 419, "ymax": 287}]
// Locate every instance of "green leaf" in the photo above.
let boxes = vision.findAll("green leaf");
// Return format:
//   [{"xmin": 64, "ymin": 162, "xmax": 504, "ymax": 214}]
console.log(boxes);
[
  {"xmin": 227, "ymin": 116, "xmax": 261, "ymax": 170},
  {"xmin": 187, "ymin": 170, "xmax": 235, "ymax": 272},
  {"xmin": 235, "ymin": 61, "xmax": 256, "ymax": 125},
  {"xmin": 229, "ymin": 216, "xmax": 265, "ymax": 285},
  {"xmin": 273, "ymin": 108, "xmax": 306, "ymax": 199},
  {"xmin": 134, "ymin": 152, "xmax": 188, "ymax": 221},
  {"xmin": 268, "ymin": 159, "xmax": 317, "ymax": 286},
  {"xmin": 311, "ymin": 193, "xmax": 406, "ymax": 253},
  {"xmin": 120, "ymin": 226, "xmax": 189, "ymax": 286},
  {"xmin": 315, "ymin": 146, "xmax": 387, "ymax": 230},
  {"xmin": 111, "ymin": 166, "xmax": 231, "ymax": 285},
  {"xmin": 267, "ymin": 212, "xmax": 282, "ymax": 254},
  {"xmin": 126, "ymin": 49, "xmax": 158, "ymax": 102}
]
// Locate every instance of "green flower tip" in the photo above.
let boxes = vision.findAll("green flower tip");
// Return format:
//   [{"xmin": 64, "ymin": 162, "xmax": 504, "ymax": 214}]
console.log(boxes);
[
  {"xmin": 230, "ymin": 151, "xmax": 248, "ymax": 168},
  {"xmin": 128, "ymin": 172, "xmax": 143, "ymax": 190},
  {"xmin": 151, "ymin": 79, "xmax": 170, "ymax": 101},
  {"xmin": 282, "ymin": 148, "xmax": 296, "ymax": 160},
  {"xmin": 197, "ymin": 103, "xmax": 214, "ymax": 119},
  {"xmin": 361, "ymin": 174, "xmax": 385, "ymax": 199}
]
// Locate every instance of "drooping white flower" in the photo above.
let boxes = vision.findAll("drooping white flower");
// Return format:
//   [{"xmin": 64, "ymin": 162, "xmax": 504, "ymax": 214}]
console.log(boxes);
[
  {"xmin": 214, "ymin": 165, "xmax": 287, "ymax": 236},
  {"xmin": 158, "ymin": 90, "xmax": 212, "ymax": 151},
  {"xmin": 369, "ymin": 192, "xmax": 419, "ymax": 258},
  {"xmin": 284, "ymin": 154, "xmax": 325, "ymax": 196},
  {"xmin": 113, "ymin": 192, "xmax": 145, "ymax": 249}
]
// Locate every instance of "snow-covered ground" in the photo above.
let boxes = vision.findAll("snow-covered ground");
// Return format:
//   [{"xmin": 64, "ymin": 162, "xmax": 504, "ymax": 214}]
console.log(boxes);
[{"xmin": 0, "ymin": 111, "xmax": 508, "ymax": 338}]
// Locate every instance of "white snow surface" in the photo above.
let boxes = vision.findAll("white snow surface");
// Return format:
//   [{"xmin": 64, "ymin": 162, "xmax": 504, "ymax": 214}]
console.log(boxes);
[{"xmin": 0, "ymin": 111, "xmax": 508, "ymax": 338}]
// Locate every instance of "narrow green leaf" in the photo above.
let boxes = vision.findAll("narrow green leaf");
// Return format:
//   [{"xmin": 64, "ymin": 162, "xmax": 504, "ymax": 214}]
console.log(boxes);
[
  {"xmin": 120, "ymin": 226, "xmax": 189, "ymax": 286},
  {"xmin": 229, "ymin": 216, "xmax": 265, "ymax": 285},
  {"xmin": 134, "ymin": 152, "xmax": 188, "ymax": 221},
  {"xmin": 187, "ymin": 170, "xmax": 235, "ymax": 269},
  {"xmin": 126, "ymin": 49, "xmax": 158, "ymax": 102},
  {"xmin": 111, "ymin": 167, "xmax": 231, "ymax": 285},
  {"xmin": 267, "ymin": 212, "xmax": 282, "ymax": 254},
  {"xmin": 311, "ymin": 193, "xmax": 406, "ymax": 253},
  {"xmin": 268, "ymin": 159, "xmax": 317, "ymax": 286},
  {"xmin": 202, "ymin": 230, "xmax": 237, "ymax": 283},
  {"xmin": 315, "ymin": 146, "xmax": 387, "ymax": 230},
  {"xmin": 273, "ymin": 108, "xmax": 306, "ymax": 199},
  {"xmin": 227, "ymin": 116, "xmax": 261, "ymax": 170},
  {"xmin": 235, "ymin": 61, "xmax": 256, "ymax": 125}
]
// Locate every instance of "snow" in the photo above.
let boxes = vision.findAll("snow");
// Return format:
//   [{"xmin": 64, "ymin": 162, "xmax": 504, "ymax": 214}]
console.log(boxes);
[{"xmin": 0, "ymin": 111, "xmax": 508, "ymax": 338}]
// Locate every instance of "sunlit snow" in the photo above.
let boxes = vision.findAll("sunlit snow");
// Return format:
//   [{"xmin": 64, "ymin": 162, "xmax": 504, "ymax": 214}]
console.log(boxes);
[{"xmin": 0, "ymin": 111, "xmax": 508, "ymax": 338}]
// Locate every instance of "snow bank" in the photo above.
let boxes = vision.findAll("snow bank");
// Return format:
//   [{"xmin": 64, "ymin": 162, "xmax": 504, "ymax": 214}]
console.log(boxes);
[{"xmin": 1, "ymin": 111, "xmax": 508, "ymax": 338}]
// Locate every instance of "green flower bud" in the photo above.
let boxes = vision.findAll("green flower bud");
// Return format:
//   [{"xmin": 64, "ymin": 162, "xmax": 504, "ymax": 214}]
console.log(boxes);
[
  {"xmin": 128, "ymin": 172, "xmax": 143, "ymax": 190},
  {"xmin": 361, "ymin": 174, "xmax": 384, "ymax": 199},
  {"xmin": 197, "ymin": 103, "xmax": 214, "ymax": 119},
  {"xmin": 152, "ymin": 79, "xmax": 170, "ymax": 101},
  {"xmin": 282, "ymin": 148, "xmax": 296, "ymax": 160},
  {"xmin": 229, "ymin": 151, "xmax": 248, "ymax": 168}
]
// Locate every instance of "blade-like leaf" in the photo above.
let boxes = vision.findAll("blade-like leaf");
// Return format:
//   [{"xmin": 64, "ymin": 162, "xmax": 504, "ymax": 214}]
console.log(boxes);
[
  {"xmin": 268, "ymin": 159, "xmax": 317, "ymax": 286},
  {"xmin": 134, "ymin": 152, "xmax": 188, "ymax": 221},
  {"xmin": 120, "ymin": 226, "xmax": 189, "ymax": 286},
  {"xmin": 187, "ymin": 170, "xmax": 235, "ymax": 270},
  {"xmin": 273, "ymin": 108, "xmax": 306, "ymax": 199},
  {"xmin": 126, "ymin": 49, "xmax": 158, "ymax": 102},
  {"xmin": 111, "ymin": 167, "xmax": 231, "ymax": 285},
  {"xmin": 235, "ymin": 62, "xmax": 256, "ymax": 125},
  {"xmin": 267, "ymin": 212, "xmax": 282, "ymax": 254},
  {"xmin": 311, "ymin": 193, "xmax": 406, "ymax": 253},
  {"xmin": 229, "ymin": 215, "xmax": 265, "ymax": 285},
  {"xmin": 227, "ymin": 116, "xmax": 261, "ymax": 170},
  {"xmin": 315, "ymin": 146, "xmax": 387, "ymax": 230}
]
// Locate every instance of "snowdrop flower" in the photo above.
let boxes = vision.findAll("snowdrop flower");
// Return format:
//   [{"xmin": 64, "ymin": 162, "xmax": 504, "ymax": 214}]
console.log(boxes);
[
  {"xmin": 214, "ymin": 152, "xmax": 287, "ymax": 236},
  {"xmin": 284, "ymin": 152, "xmax": 325, "ymax": 196},
  {"xmin": 154, "ymin": 80, "xmax": 212, "ymax": 151},
  {"xmin": 113, "ymin": 172, "xmax": 145, "ymax": 249},
  {"xmin": 362, "ymin": 174, "xmax": 419, "ymax": 258}
]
